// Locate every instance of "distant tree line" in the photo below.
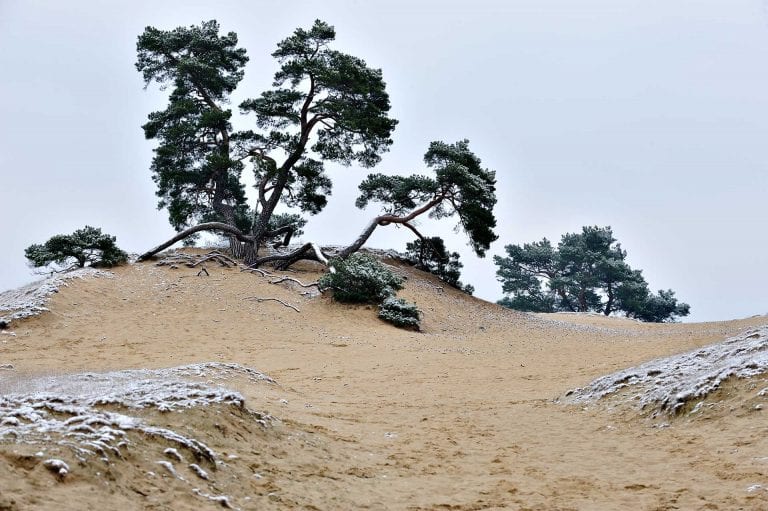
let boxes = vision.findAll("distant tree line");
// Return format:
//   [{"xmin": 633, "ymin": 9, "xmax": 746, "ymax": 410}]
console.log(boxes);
[{"xmin": 494, "ymin": 226, "xmax": 689, "ymax": 322}]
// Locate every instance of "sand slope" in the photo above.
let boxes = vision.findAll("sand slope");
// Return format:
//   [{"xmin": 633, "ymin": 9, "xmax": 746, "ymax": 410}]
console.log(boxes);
[{"xmin": 1, "ymin": 252, "xmax": 767, "ymax": 510}]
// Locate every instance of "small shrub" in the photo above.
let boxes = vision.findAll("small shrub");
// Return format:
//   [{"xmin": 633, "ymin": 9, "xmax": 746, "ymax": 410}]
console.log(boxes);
[
  {"xmin": 25, "ymin": 226, "xmax": 128, "ymax": 270},
  {"xmin": 378, "ymin": 296, "xmax": 421, "ymax": 329},
  {"xmin": 319, "ymin": 253, "xmax": 403, "ymax": 303}
]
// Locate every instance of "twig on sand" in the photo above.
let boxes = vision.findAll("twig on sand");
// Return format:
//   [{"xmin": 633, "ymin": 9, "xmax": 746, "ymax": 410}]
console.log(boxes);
[
  {"xmin": 269, "ymin": 276, "xmax": 319, "ymax": 288},
  {"xmin": 187, "ymin": 252, "xmax": 239, "ymax": 268},
  {"xmin": 243, "ymin": 296, "xmax": 300, "ymax": 313},
  {"xmin": 240, "ymin": 267, "xmax": 272, "ymax": 277}
]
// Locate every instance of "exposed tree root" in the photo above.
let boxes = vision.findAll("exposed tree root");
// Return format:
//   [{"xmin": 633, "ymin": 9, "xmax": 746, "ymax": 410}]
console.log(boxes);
[
  {"xmin": 250, "ymin": 242, "xmax": 331, "ymax": 270},
  {"xmin": 269, "ymin": 277, "xmax": 319, "ymax": 288},
  {"xmin": 188, "ymin": 252, "xmax": 239, "ymax": 268},
  {"xmin": 240, "ymin": 267, "xmax": 272, "ymax": 277},
  {"xmin": 242, "ymin": 296, "xmax": 300, "ymax": 313}
]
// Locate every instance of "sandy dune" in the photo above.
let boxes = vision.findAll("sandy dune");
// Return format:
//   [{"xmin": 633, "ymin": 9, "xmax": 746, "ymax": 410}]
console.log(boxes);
[{"xmin": 1, "ymin": 251, "xmax": 766, "ymax": 510}]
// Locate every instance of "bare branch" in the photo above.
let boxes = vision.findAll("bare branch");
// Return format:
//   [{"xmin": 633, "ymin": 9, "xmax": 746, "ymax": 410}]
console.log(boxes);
[
  {"xmin": 240, "ymin": 267, "xmax": 272, "ymax": 277},
  {"xmin": 269, "ymin": 277, "xmax": 319, "ymax": 288},
  {"xmin": 243, "ymin": 296, "xmax": 300, "ymax": 313}
]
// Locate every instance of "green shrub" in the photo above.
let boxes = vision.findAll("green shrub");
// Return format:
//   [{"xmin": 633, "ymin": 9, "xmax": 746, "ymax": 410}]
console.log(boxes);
[
  {"xmin": 378, "ymin": 296, "xmax": 421, "ymax": 329},
  {"xmin": 25, "ymin": 226, "xmax": 128, "ymax": 270},
  {"xmin": 319, "ymin": 253, "xmax": 403, "ymax": 303}
]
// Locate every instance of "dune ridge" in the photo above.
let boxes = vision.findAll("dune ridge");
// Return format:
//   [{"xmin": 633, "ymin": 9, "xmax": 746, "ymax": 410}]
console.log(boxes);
[{"xmin": 0, "ymin": 251, "xmax": 766, "ymax": 510}]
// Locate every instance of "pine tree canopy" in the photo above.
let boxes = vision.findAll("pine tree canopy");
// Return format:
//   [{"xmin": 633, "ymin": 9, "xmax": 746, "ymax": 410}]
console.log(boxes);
[
  {"xmin": 494, "ymin": 226, "xmax": 690, "ymax": 322},
  {"xmin": 136, "ymin": 19, "xmax": 397, "ymax": 251},
  {"xmin": 355, "ymin": 140, "xmax": 498, "ymax": 258}
]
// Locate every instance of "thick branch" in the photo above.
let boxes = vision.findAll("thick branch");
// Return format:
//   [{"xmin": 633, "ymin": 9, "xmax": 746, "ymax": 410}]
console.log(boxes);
[
  {"xmin": 337, "ymin": 197, "xmax": 444, "ymax": 260},
  {"xmin": 401, "ymin": 221, "xmax": 426, "ymax": 241},
  {"xmin": 138, "ymin": 222, "xmax": 252, "ymax": 261},
  {"xmin": 250, "ymin": 242, "xmax": 330, "ymax": 270}
]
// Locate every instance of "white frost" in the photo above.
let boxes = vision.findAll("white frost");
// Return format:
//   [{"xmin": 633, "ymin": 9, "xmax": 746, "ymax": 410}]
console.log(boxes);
[
  {"xmin": 0, "ymin": 268, "xmax": 112, "ymax": 325},
  {"xmin": 156, "ymin": 460, "xmax": 181, "ymax": 479},
  {"xmin": 193, "ymin": 488, "xmax": 236, "ymax": 509},
  {"xmin": 0, "ymin": 363, "xmax": 274, "ymax": 464},
  {"xmin": 562, "ymin": 326, "xmax": 768, "ymax": 414},
  {"xmin": 189, "ymin": 463, "xmax": 210, "ymax": 480},
  {"xmin": 164, "ymin": 447, "xmax": 184, "ymax": 462},
  {"xmin": 43, "ymin": 458, "xmax": 69, "ymax": 477}
]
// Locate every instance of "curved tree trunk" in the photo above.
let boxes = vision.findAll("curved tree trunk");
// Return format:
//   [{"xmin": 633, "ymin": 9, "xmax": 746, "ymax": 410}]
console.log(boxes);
[
  {"xmin": 140, "ymin": 195, "xmax": 440, "ymax": 271},
  {"xmin": 337, "ymin": 218, "xmax": 382, "ymax": 260},
  {"xmin": 137, "ymin": 222, "xmax": 252, "ymax": 261}
]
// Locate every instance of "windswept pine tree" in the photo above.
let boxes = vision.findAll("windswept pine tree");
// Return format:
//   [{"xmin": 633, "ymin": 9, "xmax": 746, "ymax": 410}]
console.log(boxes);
[
  {"xmin": 136, "ymin": 20, "xmax": 397, "ymax": 266},
  {"xmin": 136, "ymin": 21, "xmax": 498, "ymax": 270}
]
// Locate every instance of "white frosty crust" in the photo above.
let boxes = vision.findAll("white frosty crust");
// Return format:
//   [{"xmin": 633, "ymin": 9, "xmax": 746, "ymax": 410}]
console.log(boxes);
[{"xmin": 562, "ymin": 326, "xmax": 768, "ymax": 414}]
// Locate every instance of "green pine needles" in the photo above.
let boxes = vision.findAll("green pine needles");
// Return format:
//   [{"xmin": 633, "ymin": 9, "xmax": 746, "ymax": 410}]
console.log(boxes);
[
  {"xmin": 378, "ymin": 297, "xmax": 421, "ymax": 329},
  {"xmin": 319, "ymin": 253, "xmax": 420, "ymax": 329},
  {"xmin": 25, "ymin": 226, "xmax": 128, "ymax": 271},
  {"xmin": 494, "ymin": 226, "xmax": 690, "ymax": 322}
]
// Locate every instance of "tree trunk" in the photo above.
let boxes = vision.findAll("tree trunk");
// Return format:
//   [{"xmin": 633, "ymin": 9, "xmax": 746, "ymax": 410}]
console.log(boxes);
[
  {"xmin": 604, "ymin": 284, "xmax": 614, "ymax": 316},
  {"xmin": 578, "ymin": 289, "xmax": 588, "ymax": 312},
  {"xmin": 337, "ymin": 218, "xmax": 381, "ymax": 260},
  {"xmin": 556, "ymin": 288, "xmax": 575, "ymax": 312},
  {"xmin": 137, "ymin": 222, "xmax": 251, "ymax": 261}
]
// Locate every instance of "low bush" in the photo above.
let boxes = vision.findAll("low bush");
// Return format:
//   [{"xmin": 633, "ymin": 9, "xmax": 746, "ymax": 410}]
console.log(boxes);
[
  {"xmin": 25, "ymin": 226, "xmax": 128, "ymax": 270},
  {"xmin": 320, "ymin": 253, "xmax": 421, "ymax": 329},
  {"xmin": 319, "ymin": 253, "xmax": 403, "ymax": 303},
  {"xmin": 378, "ymin": 296, "xmax": 420, "ymax": 329}
]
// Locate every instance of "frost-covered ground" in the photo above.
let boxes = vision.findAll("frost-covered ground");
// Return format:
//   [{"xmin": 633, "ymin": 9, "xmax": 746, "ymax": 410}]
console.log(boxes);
[
  {"xmin": 0, "ymin": 363, "xmax": 274, "ymax": 509},
  {"xmin": 0, "ymin": 268, "xmax": 112, "ymax": 326},
  {"xmin": 0, "ymin": 362, "xmax": 273, "ymax": 457},
  {"xmin": 563, "ymin": 326, "xmax": 768, "ymax": 415}
]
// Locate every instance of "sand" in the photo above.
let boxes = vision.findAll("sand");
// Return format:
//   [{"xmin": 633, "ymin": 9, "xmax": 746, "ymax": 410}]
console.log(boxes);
[{"xmin": 1, "ymin": 251, "xmax": 766, "ymax": 510}]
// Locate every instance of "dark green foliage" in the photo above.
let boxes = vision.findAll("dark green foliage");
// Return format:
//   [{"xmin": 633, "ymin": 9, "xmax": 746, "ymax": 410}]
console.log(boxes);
[
  {"xmin": 239, "ymin": 19, "xmax": 397, "ymax": 169},
  {"xmin": 356, "ymin": 140, "xmax": 497, "ymax": 257},
  {"xmin": 495, "ymin": 226, "xmax": 690, "ymax": 322},
  {"xmin": 25, "ymin": 226, "xmax": 128, "ymax": 270},
  {"xmin": 616, "ymin": 285, "xmax": 691, "ymax": 323},
  {"xmin": 318, "ymin": 253, "xmax": 403, "ymax": 303},
  {"xmin": 404, "ymin": 237, "xmax": 473, "ymax": 294},
  {"xmin": 137, "ymin": 19, "xmax": 397, "ymax": 259},
  {"xmin": 136, "ymin": 20, "xmax": 249, "ymax": 231},
  {"xmin": 267, "ymin": 213, "xmax": 307, "ymax": 239},
  {"xmin": 236, "ymin": 19, "xmax": 397, "ymax": 242},
  {"xmin": 319, "ymin": 253, "xmax": 420, "ymax": 329},
  {"xmin": 378, "ymin": 296, "xmax": 421, "ymax": 329}
]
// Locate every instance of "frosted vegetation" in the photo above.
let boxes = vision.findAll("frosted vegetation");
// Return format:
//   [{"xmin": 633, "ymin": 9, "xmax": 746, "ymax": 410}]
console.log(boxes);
[{"xmin": 563, "ymin": 326, "xmax": 768, "ymax": 415}]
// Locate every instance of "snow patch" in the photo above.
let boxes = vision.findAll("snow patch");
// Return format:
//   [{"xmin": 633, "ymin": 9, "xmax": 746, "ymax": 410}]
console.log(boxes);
[
  {"xmin": 164, "ymin": 447, "xmax": 184, "ymax": 462},
  {"xmin": 156, "ymin": 460, "xmax": 182, "ymax": 479},
  {"xmin": 562, "ymin": 326, "xmax": 768, "ymax": 415}
]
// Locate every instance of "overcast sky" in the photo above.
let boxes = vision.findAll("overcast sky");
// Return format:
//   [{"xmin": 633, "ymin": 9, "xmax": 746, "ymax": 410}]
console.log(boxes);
[{"xmin": 1, "ymin": 0, "xmax": 766, "ymax": 322}]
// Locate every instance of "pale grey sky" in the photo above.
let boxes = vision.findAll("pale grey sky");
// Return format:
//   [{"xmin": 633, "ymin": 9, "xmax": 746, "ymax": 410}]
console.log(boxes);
[{"xmin": 1, "ymin": 0, "xmax": 766, "ymax": 322}]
